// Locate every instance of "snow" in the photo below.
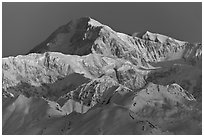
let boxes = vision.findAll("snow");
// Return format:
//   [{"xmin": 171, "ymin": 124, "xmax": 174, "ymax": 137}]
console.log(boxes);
[
  {"xmin": 88, "ymin": 18, "xmax": 103, "ymax": 27},
  {"xmin": 143, "ymin": 31, "xmax": 187, "ymax": 46},
  {"xmin": 2, "ymin": 17, "xmax": 202, "ymax": 135},
  {"xmin": 116, "ymin": 32, "xmax": 130, "ymax": 42}
]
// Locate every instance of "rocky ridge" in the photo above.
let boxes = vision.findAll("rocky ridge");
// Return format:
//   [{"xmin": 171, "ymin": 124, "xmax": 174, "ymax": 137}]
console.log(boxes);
[{"xmin": 2, "ymin": 17, "xmax": 202, "ymax": 135}]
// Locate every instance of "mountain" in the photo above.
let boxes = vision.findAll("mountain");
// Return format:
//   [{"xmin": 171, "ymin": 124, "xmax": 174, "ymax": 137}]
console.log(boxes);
[
  {"xmin": 2, "ymin": 17, "xmax": 202, "ymax": 135},
  {"xmin": 29, "ymin": 17, "xmax": 201, "ymax": 65}
]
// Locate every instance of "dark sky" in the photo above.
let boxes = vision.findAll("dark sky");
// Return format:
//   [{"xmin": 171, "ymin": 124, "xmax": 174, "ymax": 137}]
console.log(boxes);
[{"xmin": 2, "ymin": 2, "xmax": 202, "ymax": 57}]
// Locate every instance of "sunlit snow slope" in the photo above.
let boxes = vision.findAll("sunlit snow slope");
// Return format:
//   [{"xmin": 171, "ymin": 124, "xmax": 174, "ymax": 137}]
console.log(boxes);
[{"xmin": 2, "ymin": 17, "xmax": 202, "ymax": 135}]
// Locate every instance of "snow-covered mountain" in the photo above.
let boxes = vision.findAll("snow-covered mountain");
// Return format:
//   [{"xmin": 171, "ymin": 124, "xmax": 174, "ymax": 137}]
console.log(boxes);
[{"xmin": 2, "ymin": 17, "xmax": 202, "ymax": 135}]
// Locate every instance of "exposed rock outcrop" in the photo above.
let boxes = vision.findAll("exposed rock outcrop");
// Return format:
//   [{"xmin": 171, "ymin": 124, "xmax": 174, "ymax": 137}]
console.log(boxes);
[{"xmin": 2, "ymin": 17, "xmax": 202, "ymax": 135}]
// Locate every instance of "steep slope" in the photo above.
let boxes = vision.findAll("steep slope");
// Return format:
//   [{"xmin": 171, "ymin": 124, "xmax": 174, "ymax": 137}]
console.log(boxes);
[
  {"xmin": 29, "ymin": 17, "xmax": 200, "ymax": 67},
  {"xmin": 2, "ymin": 52, "xmax": 201, "ymax": 135},
  {"xmin": 147, "ymin": 63, "xmax": 202, "ymax": 100},
  {"xmin": 3, "ymin": 77, "xmax": 201, "ymax": 135},
  {"xmin": 2, "ymin": 52, "xmax": 147, "ymax": 113},
  {"xmin": 2, "ymin": 17, "xmax": 202, "ymax": 135}
]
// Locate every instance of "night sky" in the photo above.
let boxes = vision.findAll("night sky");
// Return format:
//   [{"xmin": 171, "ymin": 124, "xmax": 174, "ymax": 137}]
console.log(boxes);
[{"xmin": 2, "ymin": 2, "xmax": 202, "ymax": 57}]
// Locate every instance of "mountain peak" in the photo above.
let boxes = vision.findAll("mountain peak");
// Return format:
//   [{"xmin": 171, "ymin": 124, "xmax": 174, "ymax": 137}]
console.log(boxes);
[
  {"xmin": 3, "ymin": 17, "xmax": 202, "ymax": 135},
  {"xmin": 88, "ymin": 17, "xmax": 103, "ymax": 27},
  {"xmin": 73, "ymin": 16, "xmax": 103, "ymax": 28},
  {"xmin": 142, "ymin": 31, "xmax": 187, "ymax": 45},
  {"xmin": 29, "ymin": 17, "xmax": 197, "ymax": 64}
]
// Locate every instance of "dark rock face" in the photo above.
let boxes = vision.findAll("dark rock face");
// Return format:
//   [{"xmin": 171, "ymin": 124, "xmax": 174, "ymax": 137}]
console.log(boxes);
[
  {"xmin": 29, "ymin": 17, "xmax": 201, "ymax": 67},
  {"xmin": 2, "ymin": 17, "xmax": 202, "ymax": 135},
  {"xmin": 29, "ymin": 17, "xmax": 103, "ymax": 56}
]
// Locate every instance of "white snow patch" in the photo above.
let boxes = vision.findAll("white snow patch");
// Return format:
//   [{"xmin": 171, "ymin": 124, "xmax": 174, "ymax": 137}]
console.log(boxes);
[
  {"xmin": 143, "ymin": 31, "xmax": 187, "ymax": 46},
  {"xmin": 88, "ymin": 18, "xmax": 103, "ymax": 27},
  {"xmin": 117, "ymin": 32, "xmax": 129, "ymax": 41}
]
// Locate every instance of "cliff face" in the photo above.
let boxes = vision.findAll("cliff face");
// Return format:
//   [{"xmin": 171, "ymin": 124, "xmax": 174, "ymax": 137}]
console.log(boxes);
[
  {"xmin": 29, "ymin": 17, "xmax": 201, "ymax": 66},
  {"xmin": 2, "ymin": 17, "xmax": 202, "ymax": 135}
]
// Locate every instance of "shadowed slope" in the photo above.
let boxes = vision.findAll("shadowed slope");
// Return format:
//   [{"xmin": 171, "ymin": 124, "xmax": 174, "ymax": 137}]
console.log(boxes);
[{"xmin": 2, "ymin": 17, "xmax": 202, "ymax": 135}]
